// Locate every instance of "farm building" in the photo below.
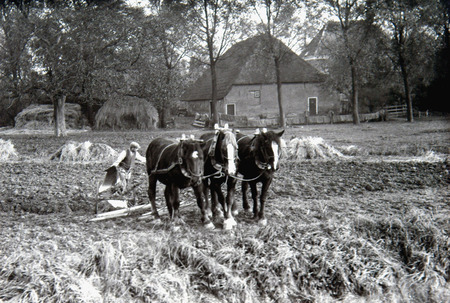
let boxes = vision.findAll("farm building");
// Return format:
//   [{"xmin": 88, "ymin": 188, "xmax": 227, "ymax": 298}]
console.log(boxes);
[{"xmin": 180, "ymin": 35, "xmax": 341, "ymax": 126}]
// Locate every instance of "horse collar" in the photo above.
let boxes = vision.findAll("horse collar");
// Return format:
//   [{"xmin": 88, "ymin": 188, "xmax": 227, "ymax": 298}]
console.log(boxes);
[{"xmin": 208, "ymin": 133, "xmax": 224, "ymax": 172}]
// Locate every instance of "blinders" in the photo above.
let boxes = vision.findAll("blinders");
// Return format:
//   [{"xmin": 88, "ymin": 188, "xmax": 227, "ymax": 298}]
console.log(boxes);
[
  {"xmin": 251, "ymin": 129, "xmax": 285, "ymax": 171},
  {"xmin": 177, "ymin": 138, "xmax": 204, "ymax": 184}
]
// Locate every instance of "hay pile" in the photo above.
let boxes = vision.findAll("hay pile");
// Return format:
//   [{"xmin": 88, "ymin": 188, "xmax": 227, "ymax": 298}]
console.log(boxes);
[
  {"xmin": 287, "ymin": 137, "xmax": 345, "ymax": 160},
  {"xmin": 95, "ymin": 96, "xmax": 158, "ymax": 130},
  {"xmin": 0, "ymin": 138, "xmax": 19, "ymax": 161},
  {"xmin": 50, "ymin": 141, "xmax": 118, "ymax": 162},
  {"xmin": 15, "ymin": 104, "xmax": 87, "ymax": 129}
]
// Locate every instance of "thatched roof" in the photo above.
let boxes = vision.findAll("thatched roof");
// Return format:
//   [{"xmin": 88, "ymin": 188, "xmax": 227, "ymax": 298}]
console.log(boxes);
[
  {"xmin": 95, "ymin": 96, "xmax": 158, "ymax": 130},
  {"xmin": 301, "ymin": 21, "xmax": 384, "ymax": 61},
  {"xmin": 181, "ymin": 35, "xmax": 326, "ymax": 102}
]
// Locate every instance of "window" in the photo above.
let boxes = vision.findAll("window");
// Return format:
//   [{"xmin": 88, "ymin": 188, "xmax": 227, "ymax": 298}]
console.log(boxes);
[
  {"xmin": 226, "ymin": 103, "xmax": 236, "ymax": 116},
  {"xmin": 249, "ymin": 90, "xmax": 260, "ymax": 98},
  {"xmin": 308, "ymin": 97, "xmax": 318, "ymax": 115}
]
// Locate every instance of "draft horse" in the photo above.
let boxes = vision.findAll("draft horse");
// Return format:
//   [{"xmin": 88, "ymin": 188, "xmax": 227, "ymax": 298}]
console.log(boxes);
[
  {"xmin": 200, "ymin": 125, "xmax": 239, "ymax": 230},
  {"xmin": 146, "ymin": 135, "xmax": 213, "ymax": 228},
  {"xmin": 233, "ymin": 128, "xmax": 284, "ymax": 225}
]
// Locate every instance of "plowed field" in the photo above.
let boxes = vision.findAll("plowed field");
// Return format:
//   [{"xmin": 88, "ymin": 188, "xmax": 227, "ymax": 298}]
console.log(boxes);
[{"xmin": 0, "ymin": 119, "xmax": 449, "ymax": 302}]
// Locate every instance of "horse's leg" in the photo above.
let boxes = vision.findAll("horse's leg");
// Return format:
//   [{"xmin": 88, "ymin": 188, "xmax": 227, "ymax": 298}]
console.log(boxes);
[
  {"xmin": 258, "ymin": 177, "xmax": 273, "ymax": 226},
  {"xmin": 193, "ymin": 183, "xmax": 214, "ymax": 229},
  {"xmin": 172, "ymin": 184, "xmax": 181, "ymax": 220},
  {"xmin": 249, "ymin": 181, "xmax": 259, "ymax": 219},
  {"xmin": 213, "ymin": 181, "xmax": 226, "ymax": 212},
  {"xmin": 210, "ymin": 181, "xmax": 224, "ymax": 219},
  {"xmin": 164, "ymin": 185, "xmax": 174, "ymax": 220},
  {"xmin": 202, "ymin": 179, "xmax": 212, "ymax": 219},
  {"xmin": 241, "ymin": 181, "xmax": 250, "ymax": 212},
  {"xmin": 223, "ymin": 177, "xmax": 237, "ymax": 230},
  {"xmin": 147, "ymin": 175, "xmax": 160, "ymax": 220}
]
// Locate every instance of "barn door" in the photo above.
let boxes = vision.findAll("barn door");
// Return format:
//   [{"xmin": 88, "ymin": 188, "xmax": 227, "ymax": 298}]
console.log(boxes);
[{"xmin": 308, "ymin": 97, "xmax": 318, "ymax": 115}]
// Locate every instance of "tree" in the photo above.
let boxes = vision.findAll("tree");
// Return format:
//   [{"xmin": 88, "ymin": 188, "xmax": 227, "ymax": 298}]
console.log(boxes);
[
  {"xmin": 138, "ymin": 1, "xmax": 195, "ymax": 128},
  {"xmin": 190, "ymin": 0, "xmax": 244, "ymax": 126},
  {"xmin": 420, "ymin": 0, "xmax": 450, "ymax": 112},
  {"xmin": 378, "ymin": 0, "xmax": 443, "ymax": 121},
  {"xmin": 31, "ymin": 0, "xmax": 145, "ymax": 135},
  {"xmin": 0, "ymin": 3, "xmax": 35, "ymax": 126},
  {"xmin": 322, "ymin": 0, "xmax": 376, "ymax": 124},
  {"xmin": 251, "ymin": 0, "xmax": 302, "ymax": 128},
  {"xmin": 31, "ymin": 4, "xmax": 87, "ymax": 136}
]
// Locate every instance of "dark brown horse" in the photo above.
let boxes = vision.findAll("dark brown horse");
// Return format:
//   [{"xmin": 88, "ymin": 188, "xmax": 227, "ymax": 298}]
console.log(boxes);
[
  {"xmin": 146, "ymin": 136, "xmax": 213, "ymax": 228},
  {"xmin": 200, "ymin": 125, "xmax": 239, "ymax": 229},
  {"xmin": 233, "ymin": 128, "xmax": 284, "ymax": 225}
]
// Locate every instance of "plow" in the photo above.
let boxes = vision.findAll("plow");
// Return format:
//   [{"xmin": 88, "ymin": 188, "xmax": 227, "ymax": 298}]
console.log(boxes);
[
  {"xmin": 91, "ymin": 165, "xmax": 195, "ymax": 222},
  {"xmin": 91, "ymin": 165, "xmax": 153, "ymax": 222}
]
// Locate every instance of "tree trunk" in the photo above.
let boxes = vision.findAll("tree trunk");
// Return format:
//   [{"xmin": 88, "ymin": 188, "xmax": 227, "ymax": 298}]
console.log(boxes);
[
  {"xmin": 400, "ymin": 60, "xmax": 414, "ymax": 122},
  {"xmin": 210, "ymin": 61, "xmax": 219, "ymax": 127},
  {"xmin": 274, "ymin": 57, "xmax": 285, "ymax": 128},
  {"xmin": 350, "ymin": 63, "xmax": 360, "ymax": 125},
  {"xmin": 159, "ymin": 107, "xmax": 166, "ymax": 129},
  {"xmin": 54, "ymin": 94, "xmax": 67, "ymax": 137}
]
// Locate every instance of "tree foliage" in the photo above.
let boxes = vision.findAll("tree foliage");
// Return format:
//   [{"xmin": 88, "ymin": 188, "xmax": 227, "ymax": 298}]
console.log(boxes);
[
  {"xmin": 0, "ymin": 0, "xmax": 448, "ymax": 132},
  {"xmin": 378, "ymin": 0, "xmax": 443, "ymax": 121},
  {"xmin": 189, "ymin": 0, "xmax": 245, "ymax": 126}
]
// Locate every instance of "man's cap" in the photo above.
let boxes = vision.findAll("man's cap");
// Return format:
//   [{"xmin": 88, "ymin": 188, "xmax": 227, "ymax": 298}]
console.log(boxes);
[{"xmin": 130, "ymin": 142, "xmax": 141, "ymax": 149}]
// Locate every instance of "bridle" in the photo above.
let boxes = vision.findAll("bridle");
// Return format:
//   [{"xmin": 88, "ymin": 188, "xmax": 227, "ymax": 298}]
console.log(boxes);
[
  {"xmin": 250, "ymin": 134, "xmax": 280, "ymax": 171},
  {"xmin": 205, "ymin": 130, "xmax": 238, "ymax": 178},
  {"xmin": 150, "ymin": 140, "xmax": 204, "ymax": 184}
]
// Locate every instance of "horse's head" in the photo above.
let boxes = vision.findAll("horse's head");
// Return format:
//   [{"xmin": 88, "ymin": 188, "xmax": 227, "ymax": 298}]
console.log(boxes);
[
  {"xmin": 253, "ymin": 128, "xmax": 285, "ymax": 171},
  {"xmin": 178, "ymin": 138, "xmax": 204, "ymax": 184},
  {"xmin": 214, "ymin": 129, "xmax": 238, "ymax": 175}
]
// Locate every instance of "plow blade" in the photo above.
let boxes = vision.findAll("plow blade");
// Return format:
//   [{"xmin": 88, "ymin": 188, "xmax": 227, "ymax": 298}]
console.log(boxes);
[{"xmin": 98, "ymin": 166, "xmax": 118, "ymax": 193}]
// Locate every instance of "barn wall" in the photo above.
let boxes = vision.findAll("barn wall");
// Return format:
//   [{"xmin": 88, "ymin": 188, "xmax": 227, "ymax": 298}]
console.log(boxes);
[
  {"xmin": 223, "ymin": 83, "xmax": 340, "ymax": 118},
  {"xmin": 182, "ymin": 100, "xmax": 211, "ymax": 115}
]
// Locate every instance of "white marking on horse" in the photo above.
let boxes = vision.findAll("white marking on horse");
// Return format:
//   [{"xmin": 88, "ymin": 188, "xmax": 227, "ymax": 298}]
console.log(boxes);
[
  {"xmin": 227, "ymin": 143, "xmax": 236, "ymax": 174},
  {"xmin": 271, "ymin": 141, "xmax": 279, "ymax": 170},
  {"xmin": 192, "ymin": 151, "xmax": 199, "ymax": 159}
]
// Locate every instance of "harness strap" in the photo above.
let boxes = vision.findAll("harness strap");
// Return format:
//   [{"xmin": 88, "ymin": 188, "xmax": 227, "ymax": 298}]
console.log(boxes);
[
  {"xmin": 150, "ymin": 143, "xmax": 179, "ymax": 175},
  {"xmin": 229, "ymin": 171, "xmax": 265, "ymax": 182}
]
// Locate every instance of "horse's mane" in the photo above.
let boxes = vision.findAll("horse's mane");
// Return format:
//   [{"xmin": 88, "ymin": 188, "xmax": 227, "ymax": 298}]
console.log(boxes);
[{"xmin": 221, "ymin": 130, "xmax": 238, "ymax": 149}]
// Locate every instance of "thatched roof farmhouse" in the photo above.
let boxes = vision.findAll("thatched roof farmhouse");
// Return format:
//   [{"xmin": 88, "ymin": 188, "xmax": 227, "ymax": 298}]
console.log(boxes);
[
  {"xmin": 95, "ymin": 95, "xmax": 158, "ymax": 130},
  {"xmin": 181, "ymin": 35, "xmax": 340, "ymax": 126}
]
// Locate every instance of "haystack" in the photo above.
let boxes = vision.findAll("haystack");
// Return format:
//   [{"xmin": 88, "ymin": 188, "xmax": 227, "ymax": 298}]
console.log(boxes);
[
  {"xmin": 0, "ymin": 138, "xmax": 19, "ymax": 161},
  {"xmin": 15, "ymin": 104, "xmax": 87, "ymax": 129},
  {"xmin": 95, "ymin": 96, "xmax": 158, "ymax": 130},
  {"xmin": 287, "ymin": 137, "xmax": 345, "ymax": 160},
  {"xmin": 50, "ymin": 141, "xmax": 118, "ymax": 162}
]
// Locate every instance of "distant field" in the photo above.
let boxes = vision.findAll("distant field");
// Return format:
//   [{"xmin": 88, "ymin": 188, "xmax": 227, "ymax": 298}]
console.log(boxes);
[{"xmin": 0, "ymin": 117, "xmax": 449, "ymax": 302}]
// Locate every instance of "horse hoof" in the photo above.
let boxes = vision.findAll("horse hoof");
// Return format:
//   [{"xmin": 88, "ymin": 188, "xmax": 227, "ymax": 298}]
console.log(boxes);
[
  {"xmin": 258, "ymin": 219, "xmax": 267, "ymax": 226},
  {"xmin": 153, "ymin": 218, "xmax": 162, "ymax": 225},
  {"xmin": 223, "ymin": 218, "xmax": 237, "ymax": 230},
  {"xmin": 206, "ymin": 209, "xmax": 213, "ymax": 219},
  {"xmin": 214, "ymin": 209, "xmax": 224, "ymax": 219},
  {"xmin": 232, "ymin": 210, "xmax": 239, "ymax": 216},
  {"xmin": 204, "ymin": 222, "xmax": 215, "ymax": 230}
]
